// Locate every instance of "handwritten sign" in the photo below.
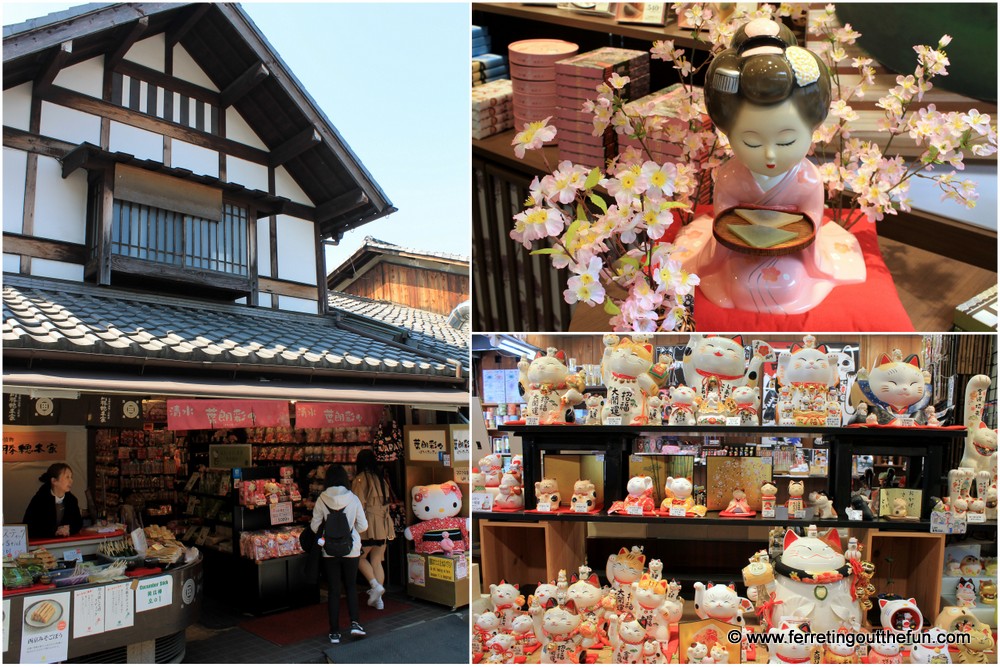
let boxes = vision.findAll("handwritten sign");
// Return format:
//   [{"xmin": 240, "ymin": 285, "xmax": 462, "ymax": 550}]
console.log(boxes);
[
  {"xmin": 269, "ymin": 501, "xmax": 294, "ymax": 525},
  {"xmin": 135, "ymin": 575, "xmax": 172, "ymax": 613},
  {"xmin": 405, "ymin": 426, "xmax": 449, "ymax": 462},
  {"xmin": 2, "ymin": 431, "xmax": 66, "ymax": 462},
  {"xmin": 428, "ymin": 555, "xmax": 456, "ymax": 582},
  {"xmin": 3, "ymin": 525, "xmax": 28, "ymax": 559},
  {"xmin": 536, "ymin": 502, "xmax": 552, "ymax": 513},
  {"xmin": 450, "ymin": 425, "xmax": 470, "ymax": 461},
  {"xmin": 20, "ymin": 591, "xmax": 71, "ymax": 663},
  {"xmin": 166, "ymin": 399, "xmax": 289, "ymax": 430},
  {"xmin": 454, "ymin": 467, "xmax": 470, "ymax": 484},
  {"xmin": 209, "ymin": 444, "xmax": 252, "ymax": 469},
  {"xmin": 73, "ymin": 587, "xmax": 105, "ymax": 638},
  {"xmin": 104, "ymin": 582, "xmax": 134, "ymax": 630},
  {"xmin": 471, "ymin": 493, "xmax": 494, "ymax": 512},
  {"xmin": 482, "ymin": 370, "xmax": 507, "ymax": 405},
  {"xmin": 294, "ymin": 402, "xmax": 381, "ymax": 429}
]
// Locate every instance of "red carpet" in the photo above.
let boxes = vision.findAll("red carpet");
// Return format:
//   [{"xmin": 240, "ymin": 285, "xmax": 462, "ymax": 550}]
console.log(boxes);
[{"xmin": 239, "ymin": 595, "xmax": 413, "ymax": 646}]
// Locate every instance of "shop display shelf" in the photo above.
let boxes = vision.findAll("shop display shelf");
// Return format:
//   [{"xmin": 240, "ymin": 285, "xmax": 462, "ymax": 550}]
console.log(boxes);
[
  {"xmin": 504, "ymin": 424, "xmax": 966, "ymax": 438},
  {"xmin": 183, "ymin": 490, "xmax": 231, "ymax": 500}
]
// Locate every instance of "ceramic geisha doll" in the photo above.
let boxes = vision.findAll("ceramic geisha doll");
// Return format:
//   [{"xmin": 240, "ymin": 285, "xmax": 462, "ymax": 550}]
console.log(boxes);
[{"xmin": 672, "ymin": 18, "xmax": 865, "ymax": 314}]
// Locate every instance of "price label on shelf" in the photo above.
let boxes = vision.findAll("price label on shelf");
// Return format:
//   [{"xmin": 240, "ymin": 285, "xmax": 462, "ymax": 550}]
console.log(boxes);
[
  {"xmin": 62, "ymin": 548, "xmax": 83, "ymax": 563},
  {"xmin": 525, "ymin": 417, "xmax": 540, "ymax": 426},
  {"xmin": 845, "ymin": 509, "xmax": 863, "ymax": 521},
  {"xmin": 825, "ymin": 416, "xmax": 841, "ymax": 427},
  {"xmin": 595, "ymin": 453, "xmax": 605, "ymax": 463},
  {"xmin": 761, "ymin": 457, "xmax": 773, "ymax": 466},
  {"xmin": 269, "ymin": 501, "xmax": 294, "ymax": 525},
  {"xmin": 629, "ymin": 454, "xmax": 642, "ymax": 463},
  {"xmin": 898, "ymin": 417, "xmax": 916, "ymax": 428},
  {"xmin": 572, "ymin": 503, "xmax": 590, "ymax": 513},
  {"xmin": 536, "ymin": 502, "xmax": 552, "ymax": 513},
  {"xmin": 605, "ymin": 416, "xmax": 622, "ymax": 426},
  {"xmin": 968, "ymin": 512, "xmax": 986, "ymax": 524},
  {"xmin": 471, "ymin": 493, "xmax": 494, "ymax": 512},
  {"xmin": 669, "ymin": 504, "xmax": 686, "ymax": 517},
  {"xmin": 725, "ymin": 417, "xmax": 742, "ymax": 426},
  {"xmin": 626, "ymin": 505, "xmax": 644, "ymax": 516}
]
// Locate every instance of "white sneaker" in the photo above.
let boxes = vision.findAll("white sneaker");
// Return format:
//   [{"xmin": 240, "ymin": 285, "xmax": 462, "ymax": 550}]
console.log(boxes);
[
  {"xmin": 375, "ymin": 597, "xmax": 384, "ymax": 610},
  {"xmin": 367, "ymin": 583, "xmax": 385, "ymax": 606}
]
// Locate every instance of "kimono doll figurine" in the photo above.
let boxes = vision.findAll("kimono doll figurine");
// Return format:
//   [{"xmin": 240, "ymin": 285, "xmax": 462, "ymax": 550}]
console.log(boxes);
[{"xmin": 672, "ymin": 18, "xmax": 865, "ymax": 314}]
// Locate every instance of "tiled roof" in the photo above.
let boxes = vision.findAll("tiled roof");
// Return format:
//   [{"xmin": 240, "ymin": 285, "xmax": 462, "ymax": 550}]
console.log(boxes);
[
  {"xmin": 362, "ymin": 236, "xmax": 470, "ymax": 264},
  {"xmin": 2, "ymin": 275, "xmax": 465, "ymax": 380},
  {"xmin": 327, "ymin": 291, "xmax": 469, "ymax": 360}
]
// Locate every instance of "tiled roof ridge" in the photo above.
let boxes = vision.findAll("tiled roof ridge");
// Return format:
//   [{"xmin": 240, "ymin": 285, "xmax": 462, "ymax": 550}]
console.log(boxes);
[
  {"xmin": 327, "ymin": 288, "xmax": 452, "ymax": 320},
  {"xmin": 360, "ymin": 237, "xmax": 470, "ymax": 264}
]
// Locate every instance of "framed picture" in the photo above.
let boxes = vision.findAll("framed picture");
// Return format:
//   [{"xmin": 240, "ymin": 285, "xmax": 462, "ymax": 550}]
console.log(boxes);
[
  {"xmin": 616, "ymin": 2, "xmax": 668, "ymax": 25},
  {"xmin": 405, "ymin": 425, "xmax": 450, "ymax": 463},
  {"xmin": 677, "ymin": 618, "xmax": 742, "ymax": 663},
  {"xmin": 878, "ymin": 487, "xmax": 923, "ymax": 521}
]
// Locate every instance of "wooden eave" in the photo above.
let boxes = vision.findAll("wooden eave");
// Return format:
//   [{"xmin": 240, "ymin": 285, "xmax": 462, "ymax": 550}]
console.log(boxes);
[{"xmin": 326, "ymin": 244, "xmax": 470, "ymax": 292}]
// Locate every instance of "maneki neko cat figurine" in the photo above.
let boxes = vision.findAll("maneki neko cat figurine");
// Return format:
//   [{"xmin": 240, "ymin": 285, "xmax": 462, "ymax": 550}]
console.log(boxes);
[
  {"xmin": 854, "ymin": 349, "xmax": 932, "ymax": 425},
  {"xmin": 630, "ymin": 574, "xmax": 669, "ymax": 633},
  {"xmin": 731, "ymin": 386, "xmax": 760, "ymax": 425},
  {"xmin": 490, "ymin": 581, "xmax": 525, "ymax": 631},
  {"xmin": 681, "ymin": 335, "xmax": 765, "ymax": 402},
  {"xmin": 777, "ymin": 335, "xmax": 840, "ymax": 426},
  {"xmin": 668, "ymin": 385, "xmax": 698, "ymax": 425},
  {"xmin": 567, "ymin": 566, "xmax": 608, "ymax": 650},
  {"xmin": 909, "ymin": 627, "xmax": 952, "ymax": 665},
  {"xmin": 766, "ymin": 621, "xmax": 817, "ymax": 665},
  {"xmin": 494, "ymin": 473, "xmax": 524, "ymax": 510},
  {"xmin": 528, "ymin": 599, "xmax": 587, "ymax": 664},
  {"xmin": 473, "ymin": 611, "xmax": 502, "ymax": 655},
  {"xmin": 661, "ymin": 475, "xmax": 707, "ymax": 516},
  {"xmin": 959, "ymin": 375, "xmax": 996, "ymax": 477},
  {"xmin": 606, "ymin": 613, "xmax": 647, "ymax": 664},
  {"xmin": 609, "ymin": 475, "xmax": 656, "ymax": 515},
  {"xmin": 518, "ymin": 348, "xmax": 585, "ymax": 424},
  {"xmin": 823, "ymin": 629, "xmax": 862, "ymax": 664},
  {"xmin": 693, "ymin": 581, "xmax": 753, "ymax": 627},
  {"xmin": 600, "ymin": 334, "xmax": 664, "ymax": 426},
  {"xmin": 672, "ymin": 18, "xmax": 865, "ymax": 314},
  {"xmin": 866, "ymin": 637, "xmax": 902, "ymax": 665},
  {"xmin": 483, "ymin": 632, "xmax": 516, "ymax": 664},
  {"xmin": 606, "ymin": 546, "xmax": 647, "ymax": 615},
  {"xmin": 956, "ymin": 621, "xmax": 995, "ymax": 664}
]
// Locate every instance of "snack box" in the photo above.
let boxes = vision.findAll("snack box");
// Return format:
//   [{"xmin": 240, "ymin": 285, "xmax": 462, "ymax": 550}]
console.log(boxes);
[
  {"xmin": 557, "ymin": 128, "xmax": 616, "ymax": 149},
  {"xmin": 558, "ymin": 139, "xmax": 615, "ymax": 160},
  {"xmin": 473, "ymin": 123, "xmax": 514, "ymax": 141},
  {"xmin": 509, "ymin": 62, "xmax": 557, "ymax": 82},
  {"xmin": 514, "ymin": 92, "xmax": 559, "ymax": 109},
  {"xmin": 473, "ymin": 113, "xmax": 514, "ymax": 130},
  {"xmin": 557, "ymin": 74, "xmax": 650, "ymax": 103},
  {"xmin": 554, "ymin": 46, "xmax": 649, "ymax": 80},
  {"xmin": 554, "ymin": 116, "xmax": 602, "ymax": 136},
  {"xmin": 472, "ymin": 53, "xmax": 505, "ymax": 70},
  {"xmin": 508, "ymin": 39, "xmax": 579, "ymax": 67},
  {"xmin": 512, "ymin": 78, "xmax": 558, "ymax": 96},
  {"xmin": 474, "ymin": 105, "xmax": 513, "ymax": 121}
]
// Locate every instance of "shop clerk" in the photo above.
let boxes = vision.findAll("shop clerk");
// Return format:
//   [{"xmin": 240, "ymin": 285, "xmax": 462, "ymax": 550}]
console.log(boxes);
[{"xmin": 23, "ymin": 463, "xmax": 83, "ymax": 538}]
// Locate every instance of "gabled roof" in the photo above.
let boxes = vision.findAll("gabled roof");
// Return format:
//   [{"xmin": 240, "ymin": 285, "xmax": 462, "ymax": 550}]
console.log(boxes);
[
  {"xmin": 327, "ymin": 236, "xmax": 469, "ymax": 292},
  {"xmin": 3, "ymin": 2, "xmax": 394, "ymax": 240},
  {"xmin": 328, "ymin": 290, "xmax": 469, "ymax": 362},
  {"xmin": 3, "ymin": 275, "xmax": 466, "ymax": 381}
]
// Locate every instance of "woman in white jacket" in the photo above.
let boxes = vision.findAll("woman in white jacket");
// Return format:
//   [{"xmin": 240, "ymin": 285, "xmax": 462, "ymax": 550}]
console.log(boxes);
[{"xmin": 311, "ymin": 465, "xmax": 369, "ymax": 644}]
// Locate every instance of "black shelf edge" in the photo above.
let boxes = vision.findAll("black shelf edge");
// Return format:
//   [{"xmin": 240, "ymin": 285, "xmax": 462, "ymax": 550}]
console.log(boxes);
[
  {"xmin": 474, "ymin": 510, "xmax": 935, "ymax": 531},
  {"xmin": 504, "ymin": 425, "xmax": 966, "ymax": 439}
]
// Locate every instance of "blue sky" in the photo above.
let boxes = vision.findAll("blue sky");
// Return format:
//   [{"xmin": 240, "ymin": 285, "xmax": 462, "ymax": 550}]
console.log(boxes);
[{"xmin": 2, "ymin": 2, "xmax": 472, "ymax": 271}]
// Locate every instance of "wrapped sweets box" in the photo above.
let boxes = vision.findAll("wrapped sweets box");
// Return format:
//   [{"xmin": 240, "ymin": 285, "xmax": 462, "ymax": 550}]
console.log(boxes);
[
  {"xmin": 553, "ymin": 46, "xmax": 649, "ymax": 80},
  {"xmin": 472, "ymin": 79, "xmax": 513, "ymax": 111},
  {"xmin": 509, "ymin": 39, "xmax": 579, "ymax": 137},
  {"xmin": 473, "ymin": 53, "xmax": 508, "ymax": 86},
  {"xmin": 472, "ymin": 79, "xmax": 513, "ymax": 140}
]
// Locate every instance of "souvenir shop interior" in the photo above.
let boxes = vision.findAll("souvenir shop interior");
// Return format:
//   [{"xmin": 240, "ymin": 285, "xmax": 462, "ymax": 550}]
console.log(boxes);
[
  {"xmin": 3, "ymin": 393, "xmax": 469, "ymax": 664},
  {"xmin": 470, "ymin": 333, "xmax": 997, "ymax": 664}
]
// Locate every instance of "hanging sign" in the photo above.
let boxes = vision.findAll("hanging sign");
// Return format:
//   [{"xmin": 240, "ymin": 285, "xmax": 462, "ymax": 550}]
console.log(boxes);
[
  {"xmin": 449, "ymin": 425, "xmax": 470, "ymax": 462},
  {"xmin": 2, "ymin": 431, "xmax": 66, "ymax": 462},
  {"xmin": 166, "ymin": 399, "xmax": 289, "ymax": 430},
  {"xmin": 86, "ymin": 396, "xmax": 143, "ymax": 427},
  {"xmin": 405, "ymin": 426, "xmax": 449, "ymax": 462},
  {"xmin": 4, "ymin": 393, "xmax": 26, "ymax": 424},
  {"xmin": 294, "ymin": 402, "xmax": 382, "ymax": 429}
]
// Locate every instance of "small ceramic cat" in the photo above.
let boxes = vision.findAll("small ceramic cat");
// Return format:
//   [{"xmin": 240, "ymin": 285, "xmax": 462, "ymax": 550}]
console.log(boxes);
[
  {"xmin": 777, "ymin": 334, "xmax": 840, "ymax": 425},
  {"xmin": 766, "ymin": 621, "xmax": 815, "ymax": 664},
  {"xmin": 519, "ymin": 348, "xmax": 584, "ymax": 423},
  {"xmin": 956, "ymin": 621, "xmax": 995, "ymax": 664},
  {"xmin": 510, "ymin": 614, "xmax": 535, "ymax": 658},
  {"xmin": 571, "ymin": 480, "xmax": 597, "ymax": 511},
  {"xmin": 687, "ymin": 641, "xmax": 709, "ymax": 664},
  {"xmin": 710, "ymin": 644, "xmax": 730, "ymax": 664},
  {"xmin": 959, "ymin": 375, "xmax": 996, "ymax": 474},
  {"xmin": 908, "ymin": 627, "xmax": 952, "ymax": 665},
  {"xmin": 532, "ymin": 581, "xmax": 559, "ymax": 610},
  {"xmin": 534, "ymin": 478, "xmax": 561, "ymax": 507},
  {"xmin": 607, "ymin": 613, "xmax": 647, "ymax": 664},
  {"xmin": 631, "ymin": 574, "xmax": 668, "ymax": 632},
  {"xmin": 641, "ymin": 640, "xmax": 665, "ymax": 665},
  {"xmin": 867, "ymin": 637, "xmax": 902, "ymax": 665},
  {"xmin": 682, "ymin": 334, "xmax": 764, "ymax": 400},
  {"xmin": 980, "ymin": 579, "xmax": 997, "ymax": 605},
  {"xmin": 483, "ymin": 632, "xmax": 516, "ymax": 664},
  {"xmin": 490, "ymin": 581, "xmax": 525, "ymax": 631},
  {"xmin": 494, "ymin": 473, "xmax": 524, "ymax": 510},
  {"xmin": 668, "ymin": 385, "xmax": 698, "ymax": 425},
  {"xmin": 692, "ymin": 581, "xmax": 752, "ymax": 627},
  {"xmin": 473, "ymin": 611, "xmax": 502, "ymax": 655},
  {"xmin": 610, "ymin": 475, "xmax": 655, "ymax": 515},
  {"xmin": 956, "ymin": 578, "xmax": 978, "ymax": 607},
  {"xmin": 856, "ymin": 349, "xmax": 931, "ymax": 424},
  {"xmin": 606, "ymin": 546, "xmax": 646, "ymax": 615},
  {"xmin": 809, "ymin": 491, "xmax": 837, "ymax": 519},
  {"xmin": 584, "ymin": 393, "xmax": 604, "ymax": 425},
  {"xmin": 730, "ymin": 385, "xmax": 760, "ymax": 425},
  {"xmin": 567, "ymin": 573, "xmax": 607, "ymax": 650},
  {"xmin": 786, "ymin": 479, "xmax": 805, "ymax": 515},
  {"xmin": 529, "ymin": 601, "xmax": 585, "ymax": 664},
  {"xmin": 647, "ymin": 394, "xmax": 664, "ymax": 426},
  {"xmin": 601, "ymin": 334, "xmax": 661, "ymax": 425}
]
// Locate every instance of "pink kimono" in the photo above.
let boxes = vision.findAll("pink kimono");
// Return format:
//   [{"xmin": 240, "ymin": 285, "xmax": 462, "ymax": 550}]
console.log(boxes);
[{"xmin": 673, "ymin": 158, "xmax": 866, "ymax": 314}]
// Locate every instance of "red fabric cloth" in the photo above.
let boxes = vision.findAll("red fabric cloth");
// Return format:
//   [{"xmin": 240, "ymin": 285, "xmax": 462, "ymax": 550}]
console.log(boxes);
[{"xmin": 675, "ymin": 208, "xmax": 914, "ymax": 331}]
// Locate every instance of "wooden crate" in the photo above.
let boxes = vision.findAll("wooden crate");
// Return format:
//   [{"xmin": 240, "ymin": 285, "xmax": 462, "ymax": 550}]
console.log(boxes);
[
  {"xmin": 863, "ymin": 530, "xmax": 946, "ymax": 623},
  {"xmin": 479, "ymin": 520, "xmax": 586, "ymax": 587},
  {"xmin": 405, "ymin": 551, "xmax": 470, "ymax": 610}
]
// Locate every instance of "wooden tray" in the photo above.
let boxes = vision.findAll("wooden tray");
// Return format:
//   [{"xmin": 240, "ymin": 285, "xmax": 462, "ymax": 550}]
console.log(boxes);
[{"xmin": 713, "ymin": 206, "xmax": 816, "ymax": 256}]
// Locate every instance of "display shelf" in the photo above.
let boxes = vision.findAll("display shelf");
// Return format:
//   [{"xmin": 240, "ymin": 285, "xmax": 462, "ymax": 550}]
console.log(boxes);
[
  {"xmin": 504, "ymin": 424, "xmax": 966, "ymax": 438},
  {"xmin": 863, "ymin": 530, "xmax": 946, "ymax": 623},
  {"xmin": 479, "ymin": 519, "xmax": 585, "ymax": 589}
]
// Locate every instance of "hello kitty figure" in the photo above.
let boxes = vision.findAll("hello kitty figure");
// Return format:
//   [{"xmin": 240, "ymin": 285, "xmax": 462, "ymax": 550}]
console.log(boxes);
[
  {"xmin": 606, "ymin": 613, "xmax": 647, "ymax": 664},
  {"xmin": 855, "ymin": 350, "xmax": 932, "ymax": 425},
  {"xmin": 494, "ymin": 473, "xmax": 525, "ymax": 511},
  {"xmin": 867, "ymin": 637, "xmax": 902, "ymax": 665},
  {"xmin": 518, "ymin": 348, "xmax": 585, "ymax": 424},
  {"xmin": 529, "ymin": 599, "xmax": 586, "ymax": 664},
  {"xmin": 687, "ymin": 641, "xmax": 710, "ymax": 664},
  {"xmin": 571, "ymin": 480, "xmax": 598, "ymax": 512},
  {"xmin": 956, "ymin": 579, "xmax": 978, "ymax": 607},
  {"xmin": 490, "ymin": 581, "xmax": 525, "ymax": 631},
  {"xmin": 767, "ymin": 527, "xmax": 863, "ymax": 633},
  {"xmin": 584, "ymin": 394, "xmax": 604, "ymax": 425},
  {"xmin": 673, "ymin": 19, "xmax": 865, "ymax": 314},
  {"xmin": 668, "ymin": 385, "xmax": 699, "ymax": 425},
  {"xmin": 731, "ymin": 386, "xmax": 760, "ymax": 425},
  {"xmin": 777, "ymin": 335, "xmax": 840, "ymax": 426},
  {"xmin": 693, "ymin": 582, "xmax": 753, "ymax": 627},
  {"xmin": 606, "ymin": 546, "xmax": 646, "ymax": 615},
  {"xmin": 909, "ymin": 627, "xmax": 952, "ymax": 664},
  {"xmin": 404, "ymin": 481, "xmax": 469, "ymax": 555},
  {"xmin": 473, "ymin": 611, "xmax": 502, "ymax": 655},
  {"xmin": 609, "ymin": 476, "xmax": 656, "ymax": 515},
  {"xmin": 535, "ymin": 478, "xmax": 561, "ymax": 509},
  {"xmin": 766, "ymin": 621, "xmax": 817, "ymax": 664},
  {"xmin": 479, "ymin": 453, "xmax": 504, "ymax": 489},
  {"xmin": 647, "ymin": 394, "xmax": 665, "ymax": 426},
  {"xmin": 879, "ymin": 598, "xmax": 923, "ymax": 632},
  {"xmin": 600, "ymin": 334, "xmax": 663, "ymax": 426},
  {"xmin": 567, "ymin": 572, "xmax": 608, "ymax": 650},
  {"xmin": 483, "ymin": 632, "xmax": 516, "ymax": 664},
  {"xmin": 710, "ymin": 644, "xmax": 730, "ymax": 664}
]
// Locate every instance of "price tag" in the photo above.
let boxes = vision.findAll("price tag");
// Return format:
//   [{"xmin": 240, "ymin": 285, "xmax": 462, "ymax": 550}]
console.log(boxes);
[
  {"xmin": 536, "ymin": 502, "xmax": 552, "ymax": 513},
  {"xmin": 442, "ymin": 454, "xmax": 451, "ymax": 467},
  {"xmin": 726, "ymin": 417, "xmax": 742, "ymax": 426},
  {"xmin": 846, "ymin": 509, "xmax": 863, "ymax": 521},
  {"xmin": 630, "ymin": 454, "xmax": 642, "ymax": 462},
  {"xmin": 793, "ymin": 509, "xmax": 806, "ymax": 519},
  {"xmin": 572, "ymin": 502, "xmax": 590, "ymax": 513},
  {"xmin": 669, "ymin": 504, "xmax": 686, "ymax": 517},
  {"xmin": 761, "ymin": 457, "xmax": 773, "ymax": 466},
  {"xmin": 605, "ymin": 416, "xmax": 622, "ymax": 426},
  {"xmin": 899, "ymin": 417, "xmax": 916, "ymax": 428},
  {"xmin": 62, "ymin": 548, "xmax": 83, "ymax": 562},
  {"xmin": 708, "ymin": 439, "xmax": 720, "ymax": 445},
  {"xmin": 967, "ymin": 512, "xmax": 986, "ymax": 524},
  {"xmin": 626, "ymin": 504, "xmax": 644, "ymax": 516},
  {"xmin": 595, "ymin": 453, "xmax": 605, "ymax": 463},
  {"xmin": 525, "ymin": 416, "xmax": 540, "ymax": 426},
  {"xmin": 761, "ymin": 508, "xmax": 775, "ymax": 518},
  {"xmin": 825, "ymin": 416, "xmax": 841, "ymax": 427},
  {"xmin": 269, "ymin": 501, "xmax": 294, "ymax": 525},
  {"xmin": 471, "ymin": 492, "xmax": 494, "ymax": 512}
]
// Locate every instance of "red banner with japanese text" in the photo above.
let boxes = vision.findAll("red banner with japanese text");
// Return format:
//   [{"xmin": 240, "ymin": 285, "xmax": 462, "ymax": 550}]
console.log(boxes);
[
  {"xmin": 294, "ymin": 402, "xmax": 382, "ymax": 429},
  {"xmin": 166, "ymin": 399, "xmax": 290, "ymax": 430}
]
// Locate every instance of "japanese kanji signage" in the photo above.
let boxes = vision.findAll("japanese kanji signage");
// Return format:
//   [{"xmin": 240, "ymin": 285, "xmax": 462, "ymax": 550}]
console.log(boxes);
[
  {"xmin": 404, "ymin": 425, "xmax": 449, "ymax": 463},
  {"xmin": 294, "ymin": 402, "xmax": 382, "ymax": 429},
  {"xmin": 166, "ymin": 399, "xmax": 290, "ymax": 430},
  {"xmin": 2, "ymin": 431, "xmax": 66, "ymax": 462}
]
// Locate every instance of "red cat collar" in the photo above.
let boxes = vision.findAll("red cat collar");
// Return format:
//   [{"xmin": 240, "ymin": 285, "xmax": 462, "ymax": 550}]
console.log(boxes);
[{"xmin": 695, "ymin": 369, "xmax": 744, "ymax": 381}]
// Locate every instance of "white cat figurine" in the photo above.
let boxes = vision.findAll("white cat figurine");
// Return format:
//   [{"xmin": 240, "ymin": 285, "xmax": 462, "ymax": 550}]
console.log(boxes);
[
  {"xmin": 908, "ymin": 627, "xmax": 952, "ymax": 664},
  {"xmin": 529, "ymin": 600, "xmax": 585, "ymax": 664},
  {"xmin": 606, "ymin": 613, "xmax": 647, "ymax": 664},
  {"xmin": 855, "ymin": 349, "xmax": 931, "ymax": 424},
  {"xmin": 766, "ymin": 621, "xmax": 815, "ymax": 664},
  {"xmin": 731, "ymin": 385, "xmax": 760, "ymax": 426},
  {"xmin": 777, "ymin": 334, "xmax": 839, "ymax": 426},
  {"xmin": 518, "ymin": 347, "xmax": 584, "ymax": 424},
  {"xmin": 490, "ymin": 581, "xmax": 524, "ymax": 631},
  {"xmin": 692, "ymin": 581, "xmax": 752, "ymax": 627},
  {"xmin": 584, "ymin": 393, "xmax": 604, "ymax": 425},
  {"xmin": 682, "ymin": 334, "xmax": 765, "ymax": 401},
  {"xmin": 600, "ymin": 334, "xmax": 661, "ymax": 426},
  {"xmin": 668, "ymin": 385, "xmax": 698, "ymax": 425},
  {"xmin": 567, "ymin": 572, "xmax": 607, "ymax": 650},
  {"xmin": 687, "ymin": 641, "xmax": 710, "ymax": 664}
]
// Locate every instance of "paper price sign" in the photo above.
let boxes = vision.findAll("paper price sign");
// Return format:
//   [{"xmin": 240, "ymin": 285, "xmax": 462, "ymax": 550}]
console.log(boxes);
[
  {"xmin": 572, "ymin": 503, "xmax": 590, "ymax": 513},
  {"xmin": 136, "ymin": 575, "xmax": 172, "ymax": 613},
  {"xmin": 629, "ymin": 454, "xmax": 642, "ymax": 463},
  {"xmin": 725, "ymin": 417, "xmax": 742, "ymax": 426},
  {"xmin": 899, "ymin": 417, "xmax": 916, "ymax": 428},
  {"xmin": 968, "ymin": 512, "xmax": 986, "ymax": 524},
  {"xmin": 604, "ymin": 416, "xmax": 622, "ymax": 426},
  {"xmin": 269, "ymin": 501, "xmax": 294, "ymax": 525},
  {"xmin": 669, "ymin": 504, "xmax": 686, "ymax": 517},
  {"xmin": 846, "ymin": 509, "xmax": 863, "ymax": 521},
  {"xmin": 471, "ymin": 492, "xmax": 493, "ymax": 512},
  {"xmin": 428, "ymin": 556, "xmax": 456, "ymax": 582},
  {"xmin": 626, "ymin": 505, "xmax": 644, "ymax": 516},
  {"xmin": 825, "ymin": 416, "xmax": 841, "ymax": 427},
  {"xmin": 536, "ymin": 502, "xmax": 552, "ymax": 513},
  {"xmin": 525, "ymin": 416, "xmax": 540, "ymax": 426}
]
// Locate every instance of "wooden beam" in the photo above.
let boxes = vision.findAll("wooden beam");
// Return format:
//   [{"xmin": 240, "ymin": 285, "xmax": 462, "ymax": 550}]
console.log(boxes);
[
  {"xmin": 116, "ymin": 60, "xmax": 219, "ymax": 105},
  {"xmin": 166, "ymin": 4, "xmax": 209, "ymax": 48},
  {"xmin": 315, "ymin": 189, "xmax": 368, "ymax": 224},
  {"xmin": 220, "ymin": 62, "xmax": 269, "ymax": 109},
  {"xmin": 36, "ymin": 41, "xmax": 73, "ymax": 92},
  {"xmin": 268, "ymin": 126, "xmax": 320, "ymax": 168},
  {"xmin": 258, "ymin": 277, "xmax": 319, "ymax": 301},
  {"xmin": 3, "ymin": 233, "xmax": 87, "ymax": 264},
  {"xmin": 106, "ymin": 17, "xmax": 149, "ymax": 70},
  {"xmin": 3, "ymin": 126, "xmax": 76, "ymax": 159}
]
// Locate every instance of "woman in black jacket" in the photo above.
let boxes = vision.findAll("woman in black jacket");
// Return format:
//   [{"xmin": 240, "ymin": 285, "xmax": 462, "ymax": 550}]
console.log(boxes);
[{"xmin": 23, "ymin": 463, "xmax": 83, "ymax": 538}]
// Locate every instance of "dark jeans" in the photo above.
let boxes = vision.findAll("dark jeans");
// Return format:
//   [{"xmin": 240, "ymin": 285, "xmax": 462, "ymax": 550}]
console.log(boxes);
[{"xmin": 322, "ymin": 555, "xmax": 360, "ymax": 633}]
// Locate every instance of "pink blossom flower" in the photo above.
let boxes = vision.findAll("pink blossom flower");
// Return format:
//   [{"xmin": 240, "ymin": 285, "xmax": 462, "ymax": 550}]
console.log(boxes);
[
  {"xmin": 960, "ymin": 109, "xmax": 991, "ymax": 135},
  {"xmin": 510, "ymin": 206, "xmax": 565, "ymax": 247},
  {"xmin": 512, "ymin": 117, "xmax": 557, "ymax": 158},
  {"xmin": 640, "ymin": 161, "xmax": 678, "ymax": 199},
  {"xmin": 563, "ymin": 257, "xmax": 606, "ymax": 306},
  {"xmin": 604, "ymin": 168, "xmax": 649, "ymax": 208},
  {"xmin": 608, "ymin": 73, "xmax": 630, "ymax": 90},
  {"xmin": 547, "ymin": 161, "xmax": 589, "ymax": 205}
]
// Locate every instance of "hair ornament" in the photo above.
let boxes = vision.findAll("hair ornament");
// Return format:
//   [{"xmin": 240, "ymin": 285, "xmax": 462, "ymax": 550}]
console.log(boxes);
[
  {"xmin": 712, "ymin": 66, "xmax": 740, "ymax": 94},
  {"xmin": 786, "ymin": 46, "xmax": 820, "ymax": 87}
]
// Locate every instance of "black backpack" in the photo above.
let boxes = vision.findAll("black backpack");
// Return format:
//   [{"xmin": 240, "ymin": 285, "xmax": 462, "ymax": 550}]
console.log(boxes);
[{"xmin": 322, "ymin": 502, "xmax": 353, "ymax": 557}]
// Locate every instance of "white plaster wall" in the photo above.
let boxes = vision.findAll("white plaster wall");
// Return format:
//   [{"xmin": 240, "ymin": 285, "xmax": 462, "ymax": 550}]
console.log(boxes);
[
  {"xmin": 109, "ymin": 121, "xmax": 163, "ymax": 162},
  {"xmin": 225, "ymin": 108, "xmax": 267, "ymax": 149},
  {"xmin": 53, "ymin": 56, "xmax": 104, "ymax": 97},
  {"xmin": 275, "ymin": 215, "xmax": 317, "ymax": 284},
  {"xmin": 171, "ymin": 139, "xmax": 218, "ymax": 178},
  {"xmin": 274, "ymin": 166, "xmax": 313, "ymax": 205},
  {"xmin": 257, "ymin": 218, "xmax": 272, "ymax": 277},
  {"xmin": 173, "ymin": 45, "xmax": 218, "ymax": 91},
  {"xmin": 124, "ymin": 34, "xmax": 165, "ymax": 72},
  {"xmin": 39, "ymin": 102, "xmax": 101, "ymax": 146},
  {"xmin": 227, "ymin": 157, "xmax": 268, "ymax": 192},
  {"xmin": 3, "ymin": 82, "xmax": 32, "ymax": 130},
  {"xmin": 31, "ymin": 259, "xmax": 85, "ymax": 282},
  {"xmin": 4, "ymin": 147, "xmax": 27, "ymax": 234},
  {"xmin": 4, "ymin": 254, "xmax": 21, "ymax": 273},
  {"xmin": 33, "ymin": 156, "xmax": 87, "ymax": 244},
  {"xmin": 278, "ymin": 295, "xmax": 318, "ymax": 314},
  {"xmin": 2, "ymin": 425, "xmax": 89, "ymax": 524}
]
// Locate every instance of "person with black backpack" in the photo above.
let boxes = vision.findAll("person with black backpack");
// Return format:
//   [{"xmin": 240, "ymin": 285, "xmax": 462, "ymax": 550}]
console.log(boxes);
[{"xmin": 310, "ymin": 464, "xmax": 369, "ymax": 644}]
